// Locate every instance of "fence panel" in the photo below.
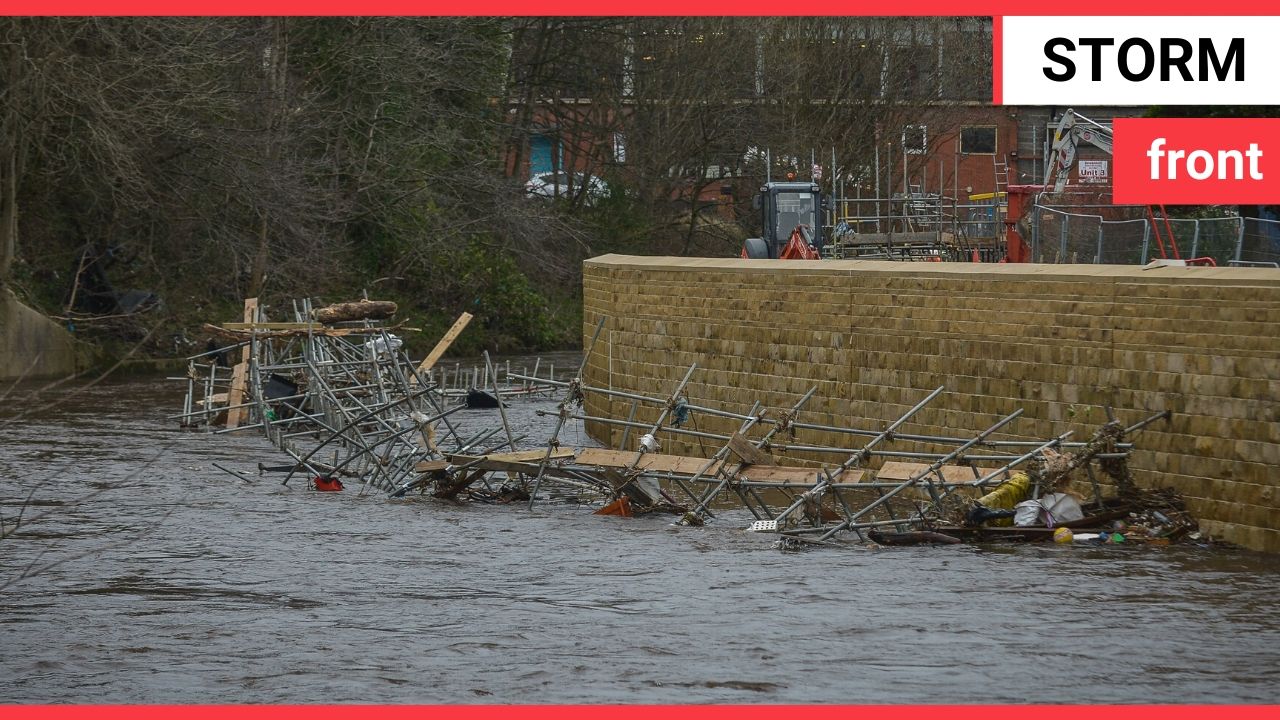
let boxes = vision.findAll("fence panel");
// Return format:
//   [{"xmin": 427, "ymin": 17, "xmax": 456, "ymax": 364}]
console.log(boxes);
[
  {"xmin": 1098, "ymin": 219, "xmax": 1148, "ymax": 265},
  {"xmin": 1036, "ymin": 205, "xmax": 1254, "ymax": 267},
  {"xmin": 837, "ymin": 200, "xmax": 1265, "ymax": 267},
  {"xmin": 1158, "ymin": 218, "xmax": 1197, "ymax": 260},
  {"xmin": 1238, "ymin": 217, "xmax": 1280, "ymax": 267},
  {"xmin": 1031, "ymin": 207, "xmax": 1070, "ymax": 263},
  {"xmin": 1193, "ymin": 217, "xmax": 1244, "ymax": 266},
  {"xmin": 1062, "ymin": 213, "xmax": 1102, "ymax": 263}
]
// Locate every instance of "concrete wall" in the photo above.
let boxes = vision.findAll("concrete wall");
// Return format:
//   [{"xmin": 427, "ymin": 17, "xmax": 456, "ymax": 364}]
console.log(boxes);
[
  {"xmin": 582, "ymin": 255, "xmax": 1280, "ymax": 553},
  {"xmin": 0, "ymin": 289, "xmax": 86, "ymax": 381}
]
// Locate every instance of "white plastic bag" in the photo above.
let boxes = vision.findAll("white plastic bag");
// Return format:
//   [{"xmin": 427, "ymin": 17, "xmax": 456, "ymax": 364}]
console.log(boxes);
[
  {"xmin": 1013, "ymin": 500, "xmax": 1043, "ymax": 527},
  {"xmin": 1012, "ymin": 493, "xmax": 1085, "ymax": 527},
  {"xmin": 1039, "ymin": 493, "xmax": 1084, "ymax": 526},
  {"xmin": 365, "ymin": 334, "xmax": 403, "ymax": 359}
]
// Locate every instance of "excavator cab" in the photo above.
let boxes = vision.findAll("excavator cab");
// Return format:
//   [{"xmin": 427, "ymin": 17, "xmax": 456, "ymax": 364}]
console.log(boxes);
[{"xmin": 742, "ymin": 182, "xmax": 824, "ymax": 259}]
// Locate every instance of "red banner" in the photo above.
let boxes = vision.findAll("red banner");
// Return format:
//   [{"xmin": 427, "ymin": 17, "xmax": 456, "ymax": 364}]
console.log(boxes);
[{"xmin": 1114, "ymin": 117, "xmax": 1280, "ymax": 204}]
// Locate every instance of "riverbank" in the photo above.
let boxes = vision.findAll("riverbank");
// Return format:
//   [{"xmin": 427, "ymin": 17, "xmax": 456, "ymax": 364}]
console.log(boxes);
[{"xmin": 0, "ymin": 288, "xmax": 91, "ymax": 381}]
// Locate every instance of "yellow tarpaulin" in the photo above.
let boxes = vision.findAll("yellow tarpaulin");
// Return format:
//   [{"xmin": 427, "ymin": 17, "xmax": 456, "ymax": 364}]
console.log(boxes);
[{"xmin": 974, "ymin": 471, "xmax": 1031, "ymax": 527}]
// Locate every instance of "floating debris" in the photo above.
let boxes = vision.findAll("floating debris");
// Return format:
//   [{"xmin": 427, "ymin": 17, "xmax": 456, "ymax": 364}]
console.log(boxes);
[
  {"xmin": 177, "ymin": 311, "xmax": 1205, "ymax": 550},
  {"xmin": 177, "ymin": 298, "xmax": 491, "ymax": 494}
]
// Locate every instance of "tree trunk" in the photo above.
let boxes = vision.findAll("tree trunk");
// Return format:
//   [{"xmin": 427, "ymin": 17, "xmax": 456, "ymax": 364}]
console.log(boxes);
[
  {"xmin": 0, "ymin": 147, "xmax": 16, "ymax": 285},
  {"xmin": 0, "ymin": 42, "xmax": 19, "ymax": 285},
  {"xmin": 312, "ymin": 299, "xmax": 398, "ymax": 324},
  {"xmin": 248, "ymin": 210, "xmax": 269, "ymax": 297},
  {"xmin": 249, "ymin": 17, "xmax": 289, "ymax": 298}
]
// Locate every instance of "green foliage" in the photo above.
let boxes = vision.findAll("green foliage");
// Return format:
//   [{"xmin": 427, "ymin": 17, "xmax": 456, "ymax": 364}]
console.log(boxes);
[
  {"xmin": 578, "ymin": 193, "xmax": 657, "ymax": 256},
  {"xmin": 4, "ymin": 17, "xmax": 999, "ymax": 361},
  {"xmin": 388, "ymin": 238, "xmax": 577, "ymax": 356},
  {"xmin": 1065, "ymin": 404, "xmax": 1094, "ymax": 424}
]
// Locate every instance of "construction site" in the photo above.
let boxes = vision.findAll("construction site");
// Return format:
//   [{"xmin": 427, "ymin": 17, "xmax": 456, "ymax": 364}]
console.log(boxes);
[
  {"xmin": 744, "ymin": 109, "xmax": 1278, "ymax": 267},
  {"xmin": 154, "ymin": 105, "xmax": 1279, "ymax": 555},
  {"xmin": 169, "ymin": 261, "xmax": 1274, "ymax": 554}
]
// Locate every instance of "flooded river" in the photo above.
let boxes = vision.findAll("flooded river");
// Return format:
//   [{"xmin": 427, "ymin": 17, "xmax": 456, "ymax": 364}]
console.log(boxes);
[{"xmin": 2, "ymin": 366, "xmax": 1278, "ymax": 703}]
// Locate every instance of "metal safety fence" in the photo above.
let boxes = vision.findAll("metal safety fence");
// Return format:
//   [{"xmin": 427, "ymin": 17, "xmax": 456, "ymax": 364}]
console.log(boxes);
[{"xmin": 1029, "ymin": 205, "xmax": 1280, "ymax": 267}]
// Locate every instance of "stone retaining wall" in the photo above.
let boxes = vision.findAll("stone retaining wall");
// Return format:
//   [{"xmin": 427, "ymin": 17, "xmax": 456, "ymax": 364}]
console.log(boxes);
[
  {"xmin": 581, "ymin": 255, "xmax": 1280, "ymax": 553},
  {"xmin": 1, "ymin": 289, "xmax": 86, "ymax": 381}
]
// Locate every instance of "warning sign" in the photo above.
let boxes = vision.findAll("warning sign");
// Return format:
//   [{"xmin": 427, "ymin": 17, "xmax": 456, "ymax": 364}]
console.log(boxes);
[{"xmin": 1079, "ymin": 159, "xmax": 1109, "ymax": 184}]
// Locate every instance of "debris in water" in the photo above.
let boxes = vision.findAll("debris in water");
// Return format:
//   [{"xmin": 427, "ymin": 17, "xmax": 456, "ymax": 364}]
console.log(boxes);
[{"xmin": 176, "ymin": 309, "xmax": 1204, "ymax": 551}]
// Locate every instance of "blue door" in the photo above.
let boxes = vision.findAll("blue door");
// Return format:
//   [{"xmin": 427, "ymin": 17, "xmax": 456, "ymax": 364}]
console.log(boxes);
[{"xmin": 529, "ymin": 134, "xmax": 561, "ymax": 177}]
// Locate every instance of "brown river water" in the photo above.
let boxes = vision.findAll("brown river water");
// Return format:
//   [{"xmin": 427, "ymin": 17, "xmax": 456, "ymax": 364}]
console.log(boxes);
[{"xmin": 1, "ymin": 361, "xmax": 1278, "ymax": 703}]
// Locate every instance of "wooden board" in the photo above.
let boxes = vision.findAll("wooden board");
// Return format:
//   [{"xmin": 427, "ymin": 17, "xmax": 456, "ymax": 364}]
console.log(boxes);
[
  {"xmin": 573, "ymin": 448, "xmax": 724, "ymax": 476},
  {"xmin": 448, "ymin": 448, "xmax": 576, "ymax": 464},
  {"xmin": 412, "ymin": 312, "xmax": 473, "ymax": 383},
  {"xmin": 222, "ymin": 322, "xmax": 324, "ymax": 331},
  {"xmin": 196, "ymin": 392, "xmax": 229, "ymax": 407},
  {"xmin": 431, "ymin": 448, "xmax": 576, "ymax": 474},
  {"xmin": 733, "ymin": 466, "xmax": 866, "ymax": 485},
  {"xmin": 875, "ymin": 461, "xmax": 1003, "ymax": 485},
  {"xmin": 726, "ymin": 433, "xmax": 776, "ymax": 466},
  {"xmin": 224, "ymin": 298, "xmax": 258, "ymax": 429},
  {"xmin": 205, "ymin": 322, "xmax": 398, "ymax": 339}
]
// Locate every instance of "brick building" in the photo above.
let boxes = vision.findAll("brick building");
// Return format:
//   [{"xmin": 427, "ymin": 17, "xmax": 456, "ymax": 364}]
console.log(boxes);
[{"xmin": 501, "ymin": 19, "xmax": 1149, "ymax": 212}]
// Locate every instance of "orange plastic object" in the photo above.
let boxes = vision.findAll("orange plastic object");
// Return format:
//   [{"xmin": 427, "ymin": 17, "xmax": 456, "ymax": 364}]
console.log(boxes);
[
  {"xmin": 594, "ymin": 496, "xmax": 632, "ymax": 517},
  {"xmin": 313, "ymin": 476, "xmax": 344, "ymax": 492}
]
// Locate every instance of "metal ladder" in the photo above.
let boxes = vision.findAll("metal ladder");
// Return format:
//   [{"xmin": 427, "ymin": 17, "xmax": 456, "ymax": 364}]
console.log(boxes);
[{"xmin": 993, "ymin": 155, "xmax": 1010, "ymax": 196}]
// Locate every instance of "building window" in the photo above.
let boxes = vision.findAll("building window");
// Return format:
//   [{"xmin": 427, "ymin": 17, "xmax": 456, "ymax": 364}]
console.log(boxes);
[
  {"xmin": 613, "ymin": 132, "xmax": 627, "ymax": 164},
  {"xmin": 902, "ymin": 125, "xmax": 927, "ymax": 155},
  {"xmin": 960, "ymin": 126, "xmax": 997, "ymax": 154}
]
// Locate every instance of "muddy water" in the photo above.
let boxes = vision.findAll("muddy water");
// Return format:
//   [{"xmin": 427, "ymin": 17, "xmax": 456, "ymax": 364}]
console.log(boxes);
[{"xmin": 1, "ymin": 364, "xmax": 1278, "ymax": 704}]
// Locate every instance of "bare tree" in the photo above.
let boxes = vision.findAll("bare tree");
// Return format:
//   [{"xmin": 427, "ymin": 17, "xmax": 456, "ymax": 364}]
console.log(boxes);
[
  {"xmin": 1, "ymin": 17, "xmax": 993, "ymax": 356},
  {"xmin": 501, "ymin": 17, "xmax": 993, "ymax": 258}
]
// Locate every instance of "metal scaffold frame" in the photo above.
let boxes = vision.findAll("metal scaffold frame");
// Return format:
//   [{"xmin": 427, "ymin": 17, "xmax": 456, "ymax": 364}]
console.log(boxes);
[{"xmin": 179, "ymin": 311, "xmax": 1188, "ymax": 548}]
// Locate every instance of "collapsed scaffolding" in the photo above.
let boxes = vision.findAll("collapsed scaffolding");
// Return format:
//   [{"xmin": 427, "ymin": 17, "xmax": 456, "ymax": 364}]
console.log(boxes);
[
  {"xmin": 179, "ymin": 312, "xmax": 1200, "ymax": 547},
  {"xmin": 174, "ymin": 299, "xmax": 556, "ymax": 496}
]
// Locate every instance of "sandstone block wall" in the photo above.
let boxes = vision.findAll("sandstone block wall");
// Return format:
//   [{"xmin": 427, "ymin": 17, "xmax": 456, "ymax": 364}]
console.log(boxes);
[
  {"xmin": 1, "ymin": 289, "xmax": 86, "ymax": 381},
  {"xmin": 581, "ymin": 255, "xmax": 1280, "ymax": 553}
]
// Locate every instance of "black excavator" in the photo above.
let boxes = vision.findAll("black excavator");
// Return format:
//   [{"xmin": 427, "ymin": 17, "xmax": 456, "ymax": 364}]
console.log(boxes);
[{"xmin": 741, "ymin": 181, "xmax": 825, "ymax": 260}]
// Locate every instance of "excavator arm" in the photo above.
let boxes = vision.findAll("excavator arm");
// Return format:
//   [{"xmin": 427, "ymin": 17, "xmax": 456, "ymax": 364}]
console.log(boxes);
[
  {"xmin": 1038, "ymin": 109, "xmax": 1217, "ymax": 266},
  {"xmin": 1043, "ymin": 108, "xmax": 1113, "ymax": 193}
]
